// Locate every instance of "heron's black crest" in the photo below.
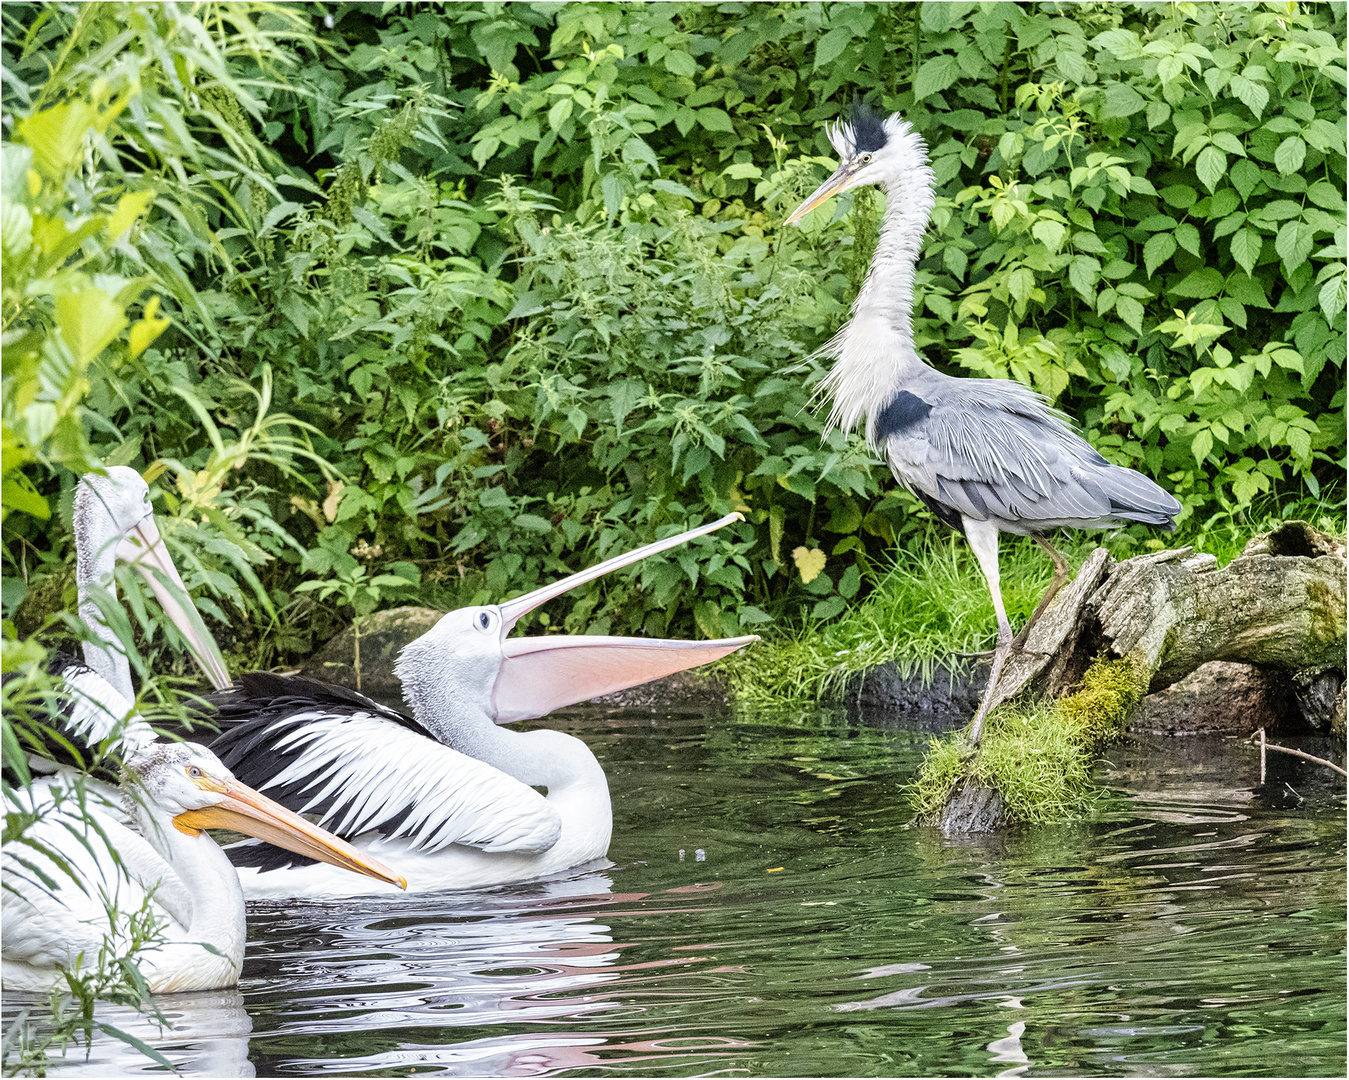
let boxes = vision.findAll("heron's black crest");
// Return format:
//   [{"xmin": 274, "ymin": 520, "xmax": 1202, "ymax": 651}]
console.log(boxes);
[
  {"xmin": 849, "ymin": 101, "xmax": 888, "ymax": 154},
  {"xmin": 874, "ymin": 390, "xmax": 932, "ymax": 440}
]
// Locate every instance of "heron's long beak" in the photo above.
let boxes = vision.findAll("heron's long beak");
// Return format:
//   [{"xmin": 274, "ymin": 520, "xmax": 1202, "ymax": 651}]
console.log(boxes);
[
  {"xmin": 116, "ymin": 518, "xmax": 233, "ymax": 692},
  {"xmin": 491, "ymin": 513, "xmax": 758, "ymax": 722},
  {"xmin": 174, "ymin": 776, "xmax": 407, "ymax": 890},
  {"xmin": 785, "ymin": 163, "xmax": 857, "ymax": 225}
]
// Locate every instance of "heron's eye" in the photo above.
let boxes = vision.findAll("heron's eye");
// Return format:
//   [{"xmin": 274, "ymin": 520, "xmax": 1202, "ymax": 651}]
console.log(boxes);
[
  {"xmin": 188, "ymin": 766, "xmax": 203, "ymax": 779},
  {"xmin": 861, "ymin": 152, "xmax": 873, "ymax": 164},
  {"xmin": 477, "ymin": 611, "xmax": 491, "ymax": 630}
]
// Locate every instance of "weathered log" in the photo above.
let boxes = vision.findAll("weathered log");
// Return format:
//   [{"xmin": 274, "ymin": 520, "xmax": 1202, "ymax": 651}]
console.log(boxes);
[{"xmin": 934, "ymin": 521, "xmax": 1347, "ymax": 834}]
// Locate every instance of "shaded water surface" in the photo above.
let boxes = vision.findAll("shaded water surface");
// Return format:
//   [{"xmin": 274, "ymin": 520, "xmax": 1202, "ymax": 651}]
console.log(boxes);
[{"xmin": 8, "ymin": 709, "xmax": 1345, "ymax": 1076}]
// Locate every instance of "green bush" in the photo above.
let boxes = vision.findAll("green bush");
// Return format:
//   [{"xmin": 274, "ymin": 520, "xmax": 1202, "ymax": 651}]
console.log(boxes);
[{"xmin": 3, "ymin": 2, "xmax": 1344, "ymax": 664}]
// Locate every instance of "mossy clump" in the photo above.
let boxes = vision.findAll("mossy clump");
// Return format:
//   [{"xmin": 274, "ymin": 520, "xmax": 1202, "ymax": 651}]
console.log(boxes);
[
  {"xmin": 1057, "ymin": 655, "xmax": 1148, "ymax": 741},
  {"xmin": 911, "ymin": 656, "xmax": 1145, "ymax": 827}
]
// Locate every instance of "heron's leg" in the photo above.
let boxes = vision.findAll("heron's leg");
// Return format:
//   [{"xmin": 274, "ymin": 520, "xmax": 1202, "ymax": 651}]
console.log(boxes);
[
  {"xmin": 1011, "ymin": 534, "xmax": 1073, "ymax": 650},
  {"xmin": 963, "ymin": 518, "xmax": 1011, "ymax": 748}
]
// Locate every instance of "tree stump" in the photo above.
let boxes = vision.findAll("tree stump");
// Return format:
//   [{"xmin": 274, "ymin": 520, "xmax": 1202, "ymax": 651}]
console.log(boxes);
[{"xmin": 934, "ymin": 521, "xmax": 1347, "ymax": 833}]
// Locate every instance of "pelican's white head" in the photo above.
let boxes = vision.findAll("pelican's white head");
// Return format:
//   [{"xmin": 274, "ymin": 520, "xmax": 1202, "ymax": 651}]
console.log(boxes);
[
  {"xmin": 784, "ymin": 103, "xmax": 933, "ymax": 225},
  {"xmin": 395, "ymin": 515, "xmax": 759, "ymax": 733},
  {"xmin": 125, "ymin": 740, "xmax": 406, "ymax": 888},
  {"xmin": 74, "ymin": 467, "xmax": 231, "ymax": 691}
]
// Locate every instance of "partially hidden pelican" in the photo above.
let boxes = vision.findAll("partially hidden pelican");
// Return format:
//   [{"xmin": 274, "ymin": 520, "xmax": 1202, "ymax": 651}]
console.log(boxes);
[
  {"xmin": 3, "ymin": 678, "xmax": 405, "ymax": 994},
  {"xmin": 70, "ymin": 466, "xmax": 232, "ymax": 701},
  {"xmin": 208, "ymin": 514, "xmax": 758, "ymax": 897}
]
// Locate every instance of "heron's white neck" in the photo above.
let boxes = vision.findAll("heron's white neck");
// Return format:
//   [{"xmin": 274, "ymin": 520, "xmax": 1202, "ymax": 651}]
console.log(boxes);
[
  {"xmin": 820, "ymin": 155, "xmax": 936, "ymax": 443},
  {"xmin": 76, "ymin": 521, "xmax": 134, "ymax": 702},
  {"xmin": 132, "ymin": 802, "xmax": 246, "ymax": 990}
]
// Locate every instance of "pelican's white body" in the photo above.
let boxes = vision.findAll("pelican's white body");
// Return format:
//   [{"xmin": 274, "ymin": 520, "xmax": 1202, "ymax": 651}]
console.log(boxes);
[
  {"xmin": 211, "ymin": 520, "xmax": 756, "ymax": 898},
  {"xmin": 3, "ymin": 770, "xmax": 245, "ymax": 994}
]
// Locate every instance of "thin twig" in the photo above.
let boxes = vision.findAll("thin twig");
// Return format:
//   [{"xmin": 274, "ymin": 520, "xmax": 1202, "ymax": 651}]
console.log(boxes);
[{"xmin": 1247, "ymin": 734, "xmax": 1347, "ymax": 778}]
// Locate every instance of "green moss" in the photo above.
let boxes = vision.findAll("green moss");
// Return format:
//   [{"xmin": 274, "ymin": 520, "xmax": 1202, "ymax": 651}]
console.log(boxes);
[
  {"xmin": 1304, "ymin": 577, "xmax": 1347, "ymax": 649},
  {"xmin": 911, "ymin": 656, "xmax": 1145, "ymax": 827}
]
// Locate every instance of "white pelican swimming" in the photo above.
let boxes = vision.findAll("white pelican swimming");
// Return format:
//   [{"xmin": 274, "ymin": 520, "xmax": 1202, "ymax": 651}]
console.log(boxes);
[
  {"xmin": 3, "ymin": 687, "xmax": 405, "ymax": 994},
  {"xmin": 208, "ymin": 514, "xmax": 757, "ymax": 897}
]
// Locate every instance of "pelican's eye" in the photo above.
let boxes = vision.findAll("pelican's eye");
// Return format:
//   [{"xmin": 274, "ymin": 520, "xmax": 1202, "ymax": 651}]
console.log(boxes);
[
  {"xmin": 477, "ymin": 611, "xmax": 492, "ymax": 631},
  {"xmin": 187, "ymin": 766, "xmax": 204, "ymax": 779}
]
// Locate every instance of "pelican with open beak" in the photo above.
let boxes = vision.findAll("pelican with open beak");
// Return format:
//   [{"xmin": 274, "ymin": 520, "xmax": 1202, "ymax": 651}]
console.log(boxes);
[{"xmin": 209, "ymin": 514, "xmax": 758, "ymax": 896}]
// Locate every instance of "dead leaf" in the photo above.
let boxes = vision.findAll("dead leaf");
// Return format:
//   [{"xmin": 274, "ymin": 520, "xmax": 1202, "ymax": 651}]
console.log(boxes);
[
  {"xmin": 322, "ymin": 480, "xmax": 345, "ymax": 522},
  {"xmin": 792, "ymin": 546, "xmax": 826, "ymax": 584}
]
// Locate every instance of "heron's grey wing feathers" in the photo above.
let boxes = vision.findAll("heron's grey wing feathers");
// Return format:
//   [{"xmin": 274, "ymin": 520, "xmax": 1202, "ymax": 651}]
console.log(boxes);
[{"xmin": 885, "ymin": 378, "xmax": 1178, "ymax": 530}]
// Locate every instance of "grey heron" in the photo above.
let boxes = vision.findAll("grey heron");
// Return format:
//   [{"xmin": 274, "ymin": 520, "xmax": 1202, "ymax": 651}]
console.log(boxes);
[
  {"xmin": 206, "ymin": 514, "xmax": 757, "ymax": 896},
  {"xmin": 786, "ymin": 104, "xmax": 1180, "ymax": 744}
]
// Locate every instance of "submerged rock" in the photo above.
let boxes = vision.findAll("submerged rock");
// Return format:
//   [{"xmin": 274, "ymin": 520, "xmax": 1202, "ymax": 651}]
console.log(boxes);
[{"xmin": 836, "ymin": 659, "xmax": 985, "ymax": 731}]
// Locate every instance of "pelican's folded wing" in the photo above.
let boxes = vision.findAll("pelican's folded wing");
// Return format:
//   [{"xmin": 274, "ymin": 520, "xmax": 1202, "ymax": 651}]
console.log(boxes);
[{"xmin": 211, "ymin": 707, "xmax": 562, "ymax": 866}]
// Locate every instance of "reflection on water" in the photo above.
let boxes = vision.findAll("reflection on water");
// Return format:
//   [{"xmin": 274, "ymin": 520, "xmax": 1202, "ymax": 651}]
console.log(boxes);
[{"xmin": 5, "ymin": 712, "xmax": 1344, "ymax": 1077}]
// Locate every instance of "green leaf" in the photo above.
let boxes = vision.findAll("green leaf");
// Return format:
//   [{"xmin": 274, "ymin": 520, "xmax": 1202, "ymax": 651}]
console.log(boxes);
[
  {"xmin": 1229, "ymin": 74, "xmax": 1269, "ymax": 118},
  {"xmin": 1171, "ymin": 268, "xmax": 1224, "ymax": 298},
  {"xmin": 1230, "ymin": 159, "xmax": 1262, "ymax": 200},
  {"xmin": 1068, "ymin": 255, "xmax": 1100, "ymax": 301},
  {"xmin": 107, "ymin": 189, "xmax": 156, "ymax": 238},
  {"xmin": 1143, "ymin": 233, "xmax": 1176, "ymax": 277},
  {"xmin": 1174, "ymin": 223, "xmax": 1201, "ymax": 257},
  {"xmin": 1031, "ymin": 219, "xmax": 1066, "ymax": 252},
  {"xmin": 600, "ymin": 172, "xmax": 624, "ymax": 218},
  {"xmin": 812, "ymin": 595, "xmax": 847, "ymax": 620},
  {"xmin": 1275, "ymin": 221, "xmax": 1313, "ymax": 275},
  {"xmin": 814, "ymin": 27, "xmax": 852, "ymax": 68},
  {"xmin": 1191, "ymin": 428, "xmax": 1213, "ymax": 463},
  {"xmin": 1159, "ymin": 184, "xmax": 1197, "ymax": 209},
  {"xmin": 1194, "ymin": 147, "xmax": 1225, "ymax": 192},
  {"xmin": 2, "ymin": 474, "xmax": 50, "ymax": 519},
  {"xmin": 1230, "ymin": 229, "xmax": 1262, "ymax": 276},
  {"xmin": 664, "ymin": 50, "xmax": 696, "ymax": 77},
  {"xmin": 1274, "ymin": 136, "xmax": 1306, "ymax": 175},
  {"xmin": 652, "ymin": 178, "xmax": 698, "ymax": 200},
  {"xmin": 54, "ymin": 286, "xmax": 127, "ymax": 365},
  {"xmin": 15, "ymin": 100, "xmax": 99, "ymax": 181},
  {"xmin": 1115, "ymin": 295, "xmax": 1145, "ymax": 333},
  {"xmin": 514, "ymin": 513, "xmax": 553, "ymax": 533},
  {"xmin": 913, "ymin": 54, "xmax": 960, "ymax": 100},
  {"xmin": 1103, "ymin": 82, "xmax": 1146, "ymax": 117},
  {"xmin": 1319, "ymin": 275, "xmax": 1346, "ymax": 323},
  {"xmin": 697, "ymin": 107, "xmax": 735, "ymax": 133}
]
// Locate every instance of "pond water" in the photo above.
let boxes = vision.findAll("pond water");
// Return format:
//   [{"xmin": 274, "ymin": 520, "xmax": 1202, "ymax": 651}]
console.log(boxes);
[{"xmin": 6, "ymin": 707, "xmax": 1345, "ymax": 1077}]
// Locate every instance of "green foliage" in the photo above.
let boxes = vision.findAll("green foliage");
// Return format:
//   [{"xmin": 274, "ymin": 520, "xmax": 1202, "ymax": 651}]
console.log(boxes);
[{"xmin": 4, "ymin": 1, "xmax": 1345, "ymax": 658}]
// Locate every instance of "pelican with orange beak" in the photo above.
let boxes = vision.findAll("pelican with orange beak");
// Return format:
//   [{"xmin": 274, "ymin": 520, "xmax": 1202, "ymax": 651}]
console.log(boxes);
[{"xmin": 3, "ymin": 713, "xmax": 404, "ymax": 993}]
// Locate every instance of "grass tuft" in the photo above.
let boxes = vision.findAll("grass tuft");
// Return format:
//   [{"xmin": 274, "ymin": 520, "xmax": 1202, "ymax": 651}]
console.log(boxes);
[{"xmin": 721, "ymin": 529, "xmax": 1096, "ymax": 707}]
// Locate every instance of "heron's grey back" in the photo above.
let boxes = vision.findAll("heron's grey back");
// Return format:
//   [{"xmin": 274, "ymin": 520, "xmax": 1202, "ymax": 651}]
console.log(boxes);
[{"xmin": 879, "ymin": 371, "xmax": 1180, "ymax": 535}]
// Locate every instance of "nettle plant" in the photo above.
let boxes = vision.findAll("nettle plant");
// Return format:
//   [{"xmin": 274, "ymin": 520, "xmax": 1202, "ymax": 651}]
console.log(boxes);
[{"xmin": 897, "ymin": 3, "xmax": 1345, "ymax": 531}]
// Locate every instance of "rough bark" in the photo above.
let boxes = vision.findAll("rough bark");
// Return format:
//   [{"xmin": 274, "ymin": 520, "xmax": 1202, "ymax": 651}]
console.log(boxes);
[
  {"xmin": 981, "ymin": 526, "xmax": 1345, "ymax": 715},
  {"xmin": 938, "ymin": 522, "xmax": 1347, "ymax": 834}
]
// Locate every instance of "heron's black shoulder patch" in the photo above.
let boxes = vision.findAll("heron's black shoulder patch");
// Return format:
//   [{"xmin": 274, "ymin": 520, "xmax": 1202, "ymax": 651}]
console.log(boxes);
[
  {"xmin": 874, "ymin": 391, "xmax": 933, "ymax": 440},
  {"xmin": 849, "ymin": 101, "xmax": 887, "ymax": 153}
]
